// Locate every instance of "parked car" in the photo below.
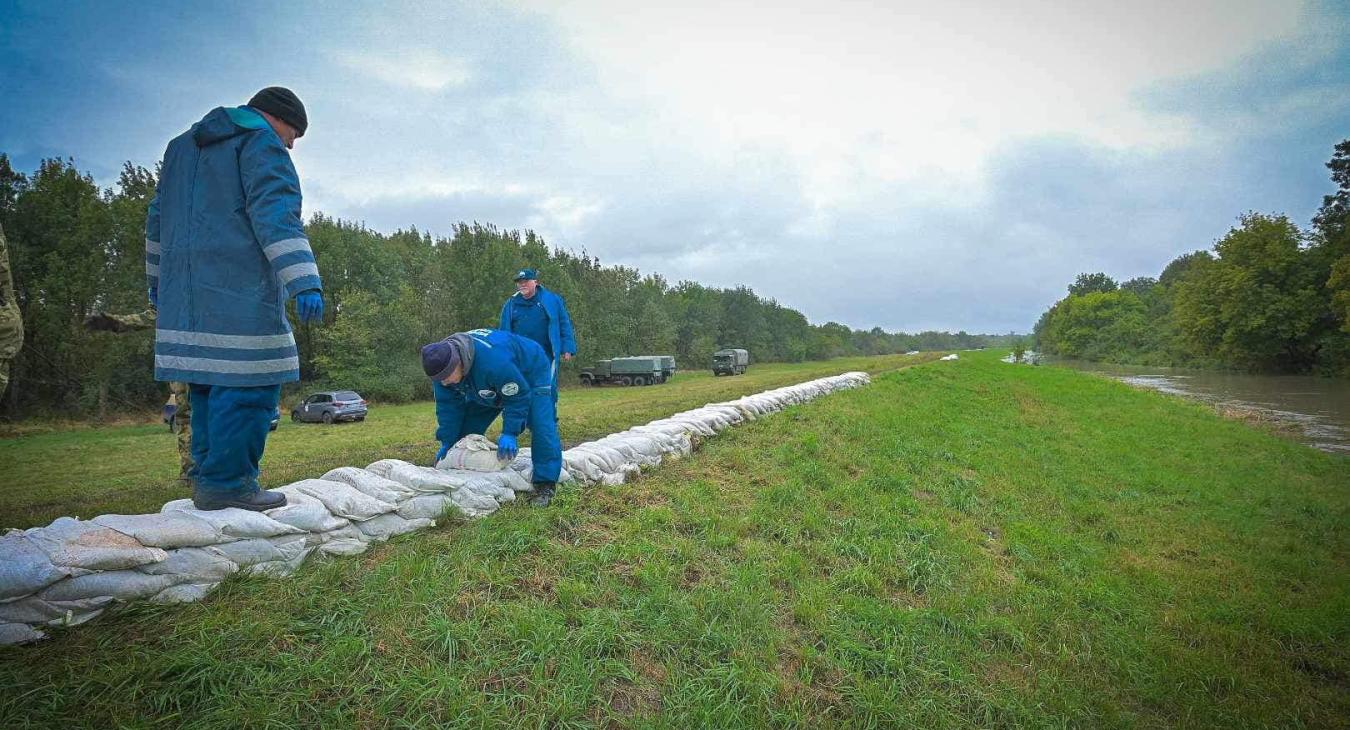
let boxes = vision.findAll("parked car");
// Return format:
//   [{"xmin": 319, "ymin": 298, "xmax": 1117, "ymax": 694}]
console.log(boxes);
[{"xmin": 292, "ymin": 390, "xmax": 368, "ymax": 424}]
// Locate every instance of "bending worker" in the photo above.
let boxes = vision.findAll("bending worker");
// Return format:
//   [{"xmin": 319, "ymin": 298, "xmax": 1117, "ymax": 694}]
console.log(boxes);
[
  {"xmin": 499, "ymin": 268, "xmax": 576, "ymax": 405},
  {"xmin": 148, "ymin": 86, "xmax": 324, "ymax": 512},
  {"xmin": 422, "ymin": 328, "xmax": 563, "ymax": 507}
]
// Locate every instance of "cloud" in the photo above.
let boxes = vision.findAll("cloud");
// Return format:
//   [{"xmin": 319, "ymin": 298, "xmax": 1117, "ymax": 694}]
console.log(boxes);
[{"xmin": 1, "ymin": 0, "xmax": 1346, "ymax": 335}]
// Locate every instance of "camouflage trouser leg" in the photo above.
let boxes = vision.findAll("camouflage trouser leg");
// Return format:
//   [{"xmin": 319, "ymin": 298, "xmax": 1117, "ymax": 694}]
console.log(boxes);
[
  {"xmin": 170, "ymin": 381, "xmax": 194, "ymax": 480},
  {"xmin": 0, "ymin": 358, "xmax": 8, "ymax": 397}
]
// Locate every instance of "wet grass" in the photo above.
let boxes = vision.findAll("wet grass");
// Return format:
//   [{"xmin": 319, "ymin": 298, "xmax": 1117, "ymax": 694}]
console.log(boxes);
[{"xmin": 1, "ymin": 350, "xmax": 1346, "ymax": 728}]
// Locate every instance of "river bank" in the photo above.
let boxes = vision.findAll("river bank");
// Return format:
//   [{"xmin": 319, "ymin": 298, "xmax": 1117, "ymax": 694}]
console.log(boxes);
[{"xmin": 1044, "ymin": 359, "xmax": 1350, "ymax": 454}]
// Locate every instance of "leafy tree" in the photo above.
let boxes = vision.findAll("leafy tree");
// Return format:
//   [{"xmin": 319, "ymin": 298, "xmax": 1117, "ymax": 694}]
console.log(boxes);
[{"xmin": 1069, "ymin": 272, "xmax": 1118, "ymax": 296}]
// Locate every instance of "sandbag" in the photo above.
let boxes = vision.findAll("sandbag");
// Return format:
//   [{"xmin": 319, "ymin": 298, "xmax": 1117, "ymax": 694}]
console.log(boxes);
[
  {"xmin": 0, "ymin": 622, "xmax": 46, "ymax": 646},
  {"xmin": 369, "ymin": 459, "xmax": 466, "ymax": 493},
  {"xmin": 158, "ymin": 502, "xmax": 304, "ymax": 540},
  {"xmin": 267, "ymin": 489, "xmax": 351, "ymax": 532},
  {"xmin": 292, "ymin": 479, "xmax": 396, "ymax": 520},
  {"xmin": 436, "ymin": 434, "xmax": 508, "ymax": 472},
  {"xmin": 0, "ymin": 533, "xmax": 71, "ymax": 600},
  {"xmin": 25, "ymin": 517, "xmax": 167, "ymax": 571},
  {"xmin": 91, "ymin": 512, "xmax": 224, "ymax": 548},
  {"xmin": 39, "ymin": 570, "xmax": 182, "ymax": 602},
  {"xmin": 149, "ymin": 582, "xmax": 217, "ymax": 605},
  {"xmin": 321, "ymin": 467, "xmax": 417, "ymax": 502},
  {"xmin": 397, "ymin": 494, "xmax": 456, "ymax": 520},
  {"xmin": 212, "ymin": 537, "xmax": 299, "ymax": 568},
  {"xmin": 0, "ymin": 594, "xmax": 114, "ymax": 626},
  {"xmin": 449, "ymin": 489, "xmax": 500, "ymax": 518},
  {"xmin": 136, "ymin": 546, "xmax": 239, "ymax": 583},
  {"xmin": 353, "ymin": 513, "xmax": 434, "ymax": 541}
]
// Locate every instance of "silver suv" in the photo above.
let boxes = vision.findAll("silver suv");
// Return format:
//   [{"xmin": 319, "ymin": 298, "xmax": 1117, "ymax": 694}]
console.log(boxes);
[{"xmin": 291, "ymin": 390, "xmax": 368, "ymax": 424}]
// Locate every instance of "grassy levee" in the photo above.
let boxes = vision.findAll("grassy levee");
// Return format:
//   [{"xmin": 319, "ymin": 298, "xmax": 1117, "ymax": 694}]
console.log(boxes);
[
  {"xmin": 0, "ymin": 354, "xmax": 933, "ymax": 529},
  {"xmin": 2, "ymin": 350, "xmax": 1347, "ymax": 728}
]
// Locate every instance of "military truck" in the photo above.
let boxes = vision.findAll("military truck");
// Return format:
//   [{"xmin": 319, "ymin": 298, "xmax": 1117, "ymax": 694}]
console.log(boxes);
[
  {"xmin": 579, "ymin": 356, "xmax": 670, "ymax": 386},
  {"xmin": 712, "ymin": 348, "xmax": 749, "ymax": 376},
  {"xmin": 637, "ymin": 355, "xmax": 677, "ymax": 380}
]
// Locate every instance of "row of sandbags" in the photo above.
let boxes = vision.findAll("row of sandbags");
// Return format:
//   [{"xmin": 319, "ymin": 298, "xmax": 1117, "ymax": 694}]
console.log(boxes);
[{"xmin": 0, "ymin": 371, "xmax": 870, "ymax": 646}]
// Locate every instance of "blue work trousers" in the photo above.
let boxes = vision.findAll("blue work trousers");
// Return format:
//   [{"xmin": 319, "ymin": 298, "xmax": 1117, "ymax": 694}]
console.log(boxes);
[
  {"xmin": 189, "ymin": 383, "xmax": 282, "ymax": 495},
  {"xmin": 448, "ymin": 387, "xmax": 563, "ymax": 483}
]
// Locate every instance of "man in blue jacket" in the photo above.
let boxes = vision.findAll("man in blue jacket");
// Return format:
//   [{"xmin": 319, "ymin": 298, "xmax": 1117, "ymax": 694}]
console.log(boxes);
[
  {"xmin": 499, "ymin": 268, "xmax": 576, "ymax": 406},
  {"xmin": 422, "ymin": 328, "xmax": 564, "ymax": 507},
  {"xmin": 147, "ymin": 87, "xmax": 325, "ymax": 512}
]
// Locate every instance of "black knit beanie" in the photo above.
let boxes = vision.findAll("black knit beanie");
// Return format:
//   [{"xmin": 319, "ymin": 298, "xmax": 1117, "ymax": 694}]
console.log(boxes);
[{"xmin": 247, "ymin": 87, "xmax": 308, "ymax": 137}]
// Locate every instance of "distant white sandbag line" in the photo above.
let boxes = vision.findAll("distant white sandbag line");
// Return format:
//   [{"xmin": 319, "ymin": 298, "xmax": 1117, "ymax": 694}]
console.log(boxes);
[{"xmin": 0, "ymin": 371, "xmax": 870, "ymax": 646}]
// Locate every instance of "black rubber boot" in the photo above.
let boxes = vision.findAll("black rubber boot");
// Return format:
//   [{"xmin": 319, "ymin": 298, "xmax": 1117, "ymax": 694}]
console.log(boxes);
[
  {"xmin": 192, "ymin": 488, "xmax": 287, "ymax": 512},
  {"xmin": 531, "ymin": 482, "xmax": 556, "ymax": 507}
]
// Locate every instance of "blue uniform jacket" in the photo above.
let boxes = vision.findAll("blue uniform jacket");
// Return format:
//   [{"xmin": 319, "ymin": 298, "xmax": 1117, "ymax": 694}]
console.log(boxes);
[
  {"xmin": 146, "ymin": 106, "xmax": 322, "ymax": 386},
  {"xmin": 433, "ymin": 329, "xmax": 552, "ymax": 442},
  {"xmin": 499, "ymin": 285, "xmax": 576, "ymax": 364}
]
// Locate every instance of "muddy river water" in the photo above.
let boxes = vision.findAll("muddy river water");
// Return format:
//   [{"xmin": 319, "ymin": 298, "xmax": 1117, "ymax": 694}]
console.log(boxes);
[{"xmin": 1047, "ymin": 359, "xmax": 1350, "ymax": 455}]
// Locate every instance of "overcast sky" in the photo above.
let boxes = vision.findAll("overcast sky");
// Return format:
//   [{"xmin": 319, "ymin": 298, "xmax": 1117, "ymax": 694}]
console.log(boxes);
[{"xmin": 2, "ymin": 0, "xmax": 1347, "ymax": 333}]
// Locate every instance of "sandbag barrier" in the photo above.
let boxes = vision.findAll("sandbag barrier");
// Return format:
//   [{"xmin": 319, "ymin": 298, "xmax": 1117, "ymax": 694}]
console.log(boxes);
[{"xmin": 0, "ymin": 371, "xmax": 871, "ymax": 646}]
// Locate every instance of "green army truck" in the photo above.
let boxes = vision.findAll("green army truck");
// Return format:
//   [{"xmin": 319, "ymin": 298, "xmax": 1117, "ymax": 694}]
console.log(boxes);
[
  {"xmin": 712, "ymin": 348, "xmax": 749, "ymax": 376},
  {"xmin": 579, "ymin": 356, "xmax": 670, "ymax": 386},
  {"xmin": 637, "ymin": 355, "xmax": 677, "ymax": 379}
]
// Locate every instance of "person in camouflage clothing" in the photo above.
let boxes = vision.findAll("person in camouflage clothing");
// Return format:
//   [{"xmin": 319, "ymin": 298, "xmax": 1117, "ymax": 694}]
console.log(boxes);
[
  {"xmin": 83, "ymin": 307, "xmax": 193, "ymax": 483},
  {"xmin": 0, "ymin": 224, "xmax": 22, "ymax": 398}
]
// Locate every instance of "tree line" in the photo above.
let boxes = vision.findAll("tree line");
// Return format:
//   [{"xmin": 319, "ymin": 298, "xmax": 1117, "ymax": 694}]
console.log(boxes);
[
  {"xmin": 1034, "ymin": 140, "xmax": 1350, "ymax": 376},
  {"xmin": 0, "ymin": 153, "xmax": 1016, "ymax": 419}
]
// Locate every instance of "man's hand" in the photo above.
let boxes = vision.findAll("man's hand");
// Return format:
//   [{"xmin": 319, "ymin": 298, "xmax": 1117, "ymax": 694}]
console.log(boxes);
[
  {"xmin": 562, "ymin": 352, "xmax": 574, "ymax": 362},
  {"xmin": 149, "ymin": 287, "xmax": 158, "ymax": 307},
  {"xmin": 497, "ymin": 433, "xmax": 518, "ymax": 461},
  {"xmin": 433, "ymin": 441, "xmax": 451, "ymax": 466},
  {"xmin": 296, "ymin": 290, "xmax": 323, "ymax": 323}
]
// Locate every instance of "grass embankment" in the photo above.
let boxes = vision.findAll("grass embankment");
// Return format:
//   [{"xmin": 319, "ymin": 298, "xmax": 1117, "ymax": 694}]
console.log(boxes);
[
  {"xmin": 2, "ymin": 351, "xmax": 1347, "ymax": 728},
  {"xmin": 0, "ymin": 354, "xmax": 932, "ymax": 529}
]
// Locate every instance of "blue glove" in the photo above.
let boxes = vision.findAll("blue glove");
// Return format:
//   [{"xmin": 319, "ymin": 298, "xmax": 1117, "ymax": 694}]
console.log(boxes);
[
  {"xmin": 497, "ymin": 433, "xmax": 518, "ymax": 461},
  {"xmin": 433, "ymin": 441, "xmax": 451, "ymax": 466},
  {"xmin": 296, "ymin": 290, "xmax": 324, "ymax": 323},
  {"xmin": 148, "ymin": 287, "xmax": 158, "ymax": 306}
]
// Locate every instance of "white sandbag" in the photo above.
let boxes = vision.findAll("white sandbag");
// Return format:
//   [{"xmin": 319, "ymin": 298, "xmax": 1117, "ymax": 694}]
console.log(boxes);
[
  {"xmin": 369, "ymin": 459, "xmax": 466, "ymax": 493},
  {"xmin": 242, "ymin": 536, "xmax": 313, "ymax": 577},
  {"xmin": 397, "ymin": 494, "xmax": 456, "ymax": 520},
  {"xmin": 0, "ymin": 622, "xmax": 46, "ymax": 646},
  {"xmin": 449, "ymin": 489, "xmax": 500, "ymax": 518},
  {"xmin": 151, "ymin": 503, "xmax": 303, "ymax": 540},
  {"xmin": 292, "ymin": 479, "xmax": 396, "ymax": 520},
  {"xmin": 436, "ymin": 434, "xmax": 508, "ymax": 472},
  {"xmin": 267, "ymin": 489, "xmax": 351, "ymax": 532},
  {"xmin": 460, "ymin": 476, "xmax": 516, "ymax": 504},
  {"xmin": 93, "ymin": 512, "xmax": 224, "ymax": 545},
  {"xmin": 353, "ymin": 513, "xmax": 434, "ymax": 541},
  {"xmin": 149, "ymin": 582, "xmax": 217, "ymax": 605},
  {"xmin": 211, "ymin": 537, "xmax": 297, "ymax": 568},
  {"xmin": 940, "ymin": 353, "xmax": 958, "ymax": 361},
  {"xmin": 39, "ymin": 570, "xmax": 182, "ymax": 602},
  {"xmin": 561, "ymin": 451, "xmax": 605, "ymax": 483},
  {"xmin": 136, "ymin": 546, "xmax": 239, "ymax": 583},
  {"xmin": 25, "ymin": 517, "xmax": 167, "ymax": 571},
  {"xmin": 321, "ymin": 466, "xmax": 417, "ymax": 502},
  {"xmin": 0, "ymin": 533, "xmax": 71, "ymax": 600},
  {"xmin": 317, "ymin": 538, "xmax": 368, "ymax": 557},
  {"xmin": 0, "ymin": 594, "xmax": 114, "ymax": 626}
]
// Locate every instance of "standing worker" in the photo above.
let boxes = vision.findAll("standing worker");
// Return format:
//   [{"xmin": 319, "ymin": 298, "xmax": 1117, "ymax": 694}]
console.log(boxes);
[
  {"xmin": 84, "ymin": 307, "xmax": 194, "ymax": 484},
  {"xmin": 499, "ymin": 268, "xmax": 576, "ymax": 406},
  {"xmin": 147, "ymin": 86, "xmax": 324, "ymax": 512},
  {"xmin": 0, "ymin": 224, "xmax": 22, "ymax": 398},
  {"xmin": 422, "ymin": 328, "xmax": 564, "ymax": 507}
]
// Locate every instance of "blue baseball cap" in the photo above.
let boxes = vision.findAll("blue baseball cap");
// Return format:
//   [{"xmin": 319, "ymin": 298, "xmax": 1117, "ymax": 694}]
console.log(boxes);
[{"xmin": 513, "ymin": 267, "xmax": 538, "ymax": 281}]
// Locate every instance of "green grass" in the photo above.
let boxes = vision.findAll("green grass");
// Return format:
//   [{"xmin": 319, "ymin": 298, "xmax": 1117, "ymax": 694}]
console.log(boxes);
[
  {"xmin": 1, "ymin": 350, "xmax": 1346, "ymax": 728},
  {"xmin": 0, "ymin": 354, "xmax": 933, "ymax": 530}
]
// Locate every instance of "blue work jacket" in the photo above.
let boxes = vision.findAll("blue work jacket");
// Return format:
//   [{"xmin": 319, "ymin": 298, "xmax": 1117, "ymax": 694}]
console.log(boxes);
[
  {"xmin": 433, "ymin": 329, "xmax": 552, "ymax": 440},
  {"xmin": 146, "ymin": 106, "xmax": 322, "ymax": 386},
  {"xmin": 499, "ymin": 285, "xmax": 576, "ymax": 365}
]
